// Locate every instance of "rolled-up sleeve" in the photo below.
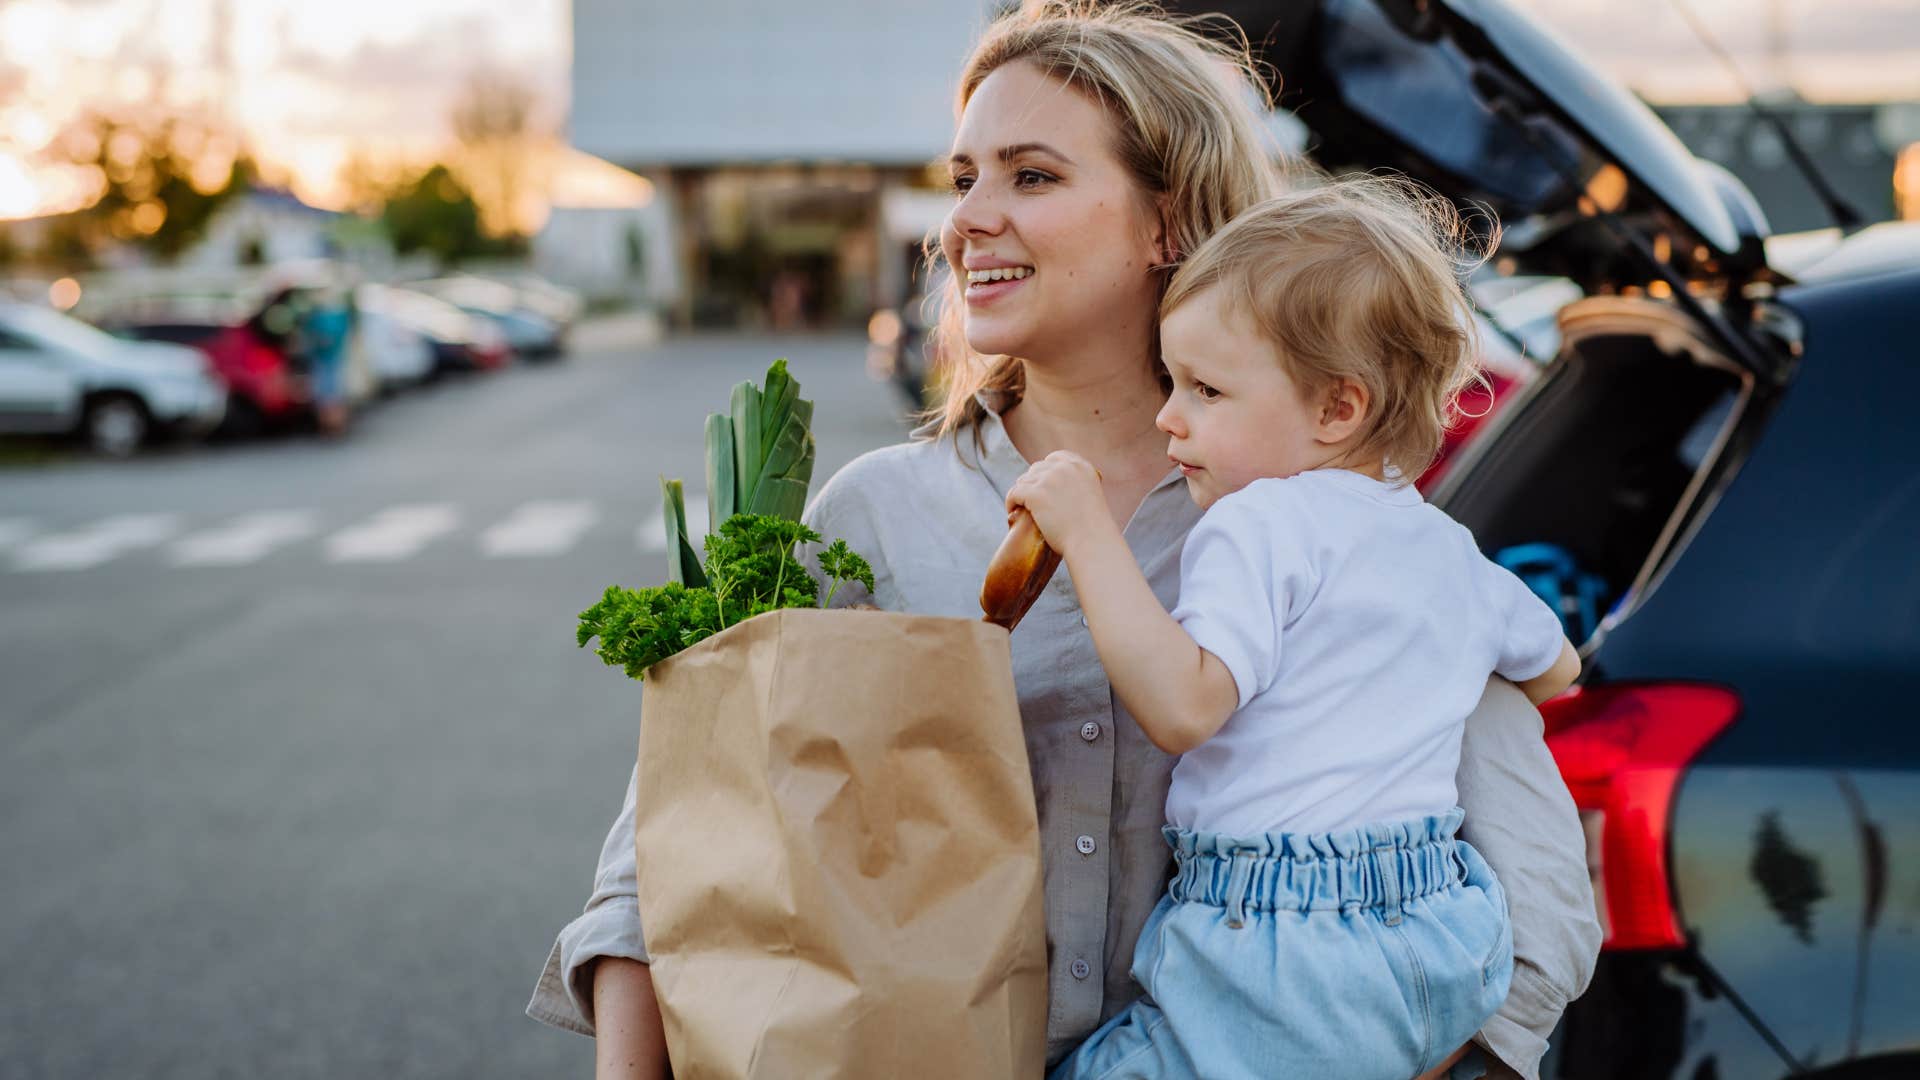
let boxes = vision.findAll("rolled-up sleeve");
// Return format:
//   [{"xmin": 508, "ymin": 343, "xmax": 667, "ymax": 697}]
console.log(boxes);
[
  {"xmin": 526, "ymin": 765, "xmax": 650, "ymax": 1036},
  {"xmin": 1456, "ymin": 677, "xmax": 1604, "ymax": 1080}
]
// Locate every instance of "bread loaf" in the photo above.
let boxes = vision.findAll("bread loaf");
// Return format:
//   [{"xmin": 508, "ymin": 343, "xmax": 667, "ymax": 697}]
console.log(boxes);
[{"xmin": 980, "ymin": 507, "xmax": 1062, "ymax": 632}]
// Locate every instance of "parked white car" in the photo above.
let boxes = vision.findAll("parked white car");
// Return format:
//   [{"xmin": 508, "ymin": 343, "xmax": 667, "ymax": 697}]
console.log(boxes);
[
  {"xmin": 0, "ymin": 302, "xmax": 226, "ymax": 456},
  {"xmin": 355, "ymin": 285, "xmax": 437, "ymax": 391}
]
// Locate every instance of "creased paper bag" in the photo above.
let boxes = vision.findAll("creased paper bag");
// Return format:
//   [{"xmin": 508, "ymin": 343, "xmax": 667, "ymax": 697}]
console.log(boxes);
[{"xmin": 633, "ymin": 607, "xmax": 1049, "ymax": 1079}]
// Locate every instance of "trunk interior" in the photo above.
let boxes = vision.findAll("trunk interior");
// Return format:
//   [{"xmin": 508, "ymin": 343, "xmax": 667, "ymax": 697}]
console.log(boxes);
[{"xmin": 1435, "ymin": 297, "xmax": 1756, "ymax": 650}]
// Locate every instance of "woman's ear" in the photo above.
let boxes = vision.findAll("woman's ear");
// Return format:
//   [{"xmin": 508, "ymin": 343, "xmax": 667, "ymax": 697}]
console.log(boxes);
[
  {"xmin": 1316, "ymin": 378, "xmax": 1371, "ymax": 444},
  {"xmin": 1149, "ymin": 195, "xmax": 1176, "ymax": 267}
]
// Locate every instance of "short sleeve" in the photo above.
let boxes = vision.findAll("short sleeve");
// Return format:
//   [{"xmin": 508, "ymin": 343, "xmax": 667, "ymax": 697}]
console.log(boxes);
[
  {"xmin": 1169, "ymin": 492, "xmax": 1301, "ymax": 710},
  {"xmin": 1484, "ymin": 559, "xmax": 1568, "ymax": 683}
]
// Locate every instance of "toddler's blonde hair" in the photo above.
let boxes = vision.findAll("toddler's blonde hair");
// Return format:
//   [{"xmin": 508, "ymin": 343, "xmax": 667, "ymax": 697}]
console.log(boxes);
[{"xmin": 1161, "ymin": 176, "xmax": 1492, "ymax": 481}]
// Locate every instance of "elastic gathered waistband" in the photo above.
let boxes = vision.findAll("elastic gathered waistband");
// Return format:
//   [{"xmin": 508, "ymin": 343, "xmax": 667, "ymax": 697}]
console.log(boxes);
[{"xmin": 1165, "ymin": 808, "xmax": 1467, "ymax": 923}]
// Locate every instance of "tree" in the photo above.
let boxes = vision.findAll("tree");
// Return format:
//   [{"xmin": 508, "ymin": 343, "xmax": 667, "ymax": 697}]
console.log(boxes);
[
  {"xmin": 43, "ymin": 107, "xmax": 253, "ymax": 263},
  {"xmin": 447, "ymin": 70, "xmax": 552, "ymax": 239},
  {"xmin": 379, "ymin": 164, "xmax": 491, "ymax": 262}
]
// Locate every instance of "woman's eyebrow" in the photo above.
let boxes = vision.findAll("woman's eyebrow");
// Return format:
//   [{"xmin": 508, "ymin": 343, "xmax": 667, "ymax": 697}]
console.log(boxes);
[{"xmin": 947, "ymin": 142, "xmax": 1076, "ymax": 169}]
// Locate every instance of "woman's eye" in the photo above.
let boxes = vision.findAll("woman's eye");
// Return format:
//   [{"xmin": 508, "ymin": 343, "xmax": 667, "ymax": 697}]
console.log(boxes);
[
  {"xmin": 948, "ymin": 175, "xmax": 974, "ymax": 196},
  {"xmin": 1014, "ymin": 169, "xmax": 1054, "ymax": 190}
]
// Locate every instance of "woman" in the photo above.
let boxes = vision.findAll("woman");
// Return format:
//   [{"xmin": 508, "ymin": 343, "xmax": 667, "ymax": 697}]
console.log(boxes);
[{"xmin": 529, "ymin": 5, "xmax": 1601, "ymax": 1078}]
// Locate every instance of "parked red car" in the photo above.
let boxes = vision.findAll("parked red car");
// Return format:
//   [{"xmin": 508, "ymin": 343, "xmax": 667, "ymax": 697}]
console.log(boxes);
[{"xmin": 105, "ymin": 315, "xmax": 309, "ymax": 436}]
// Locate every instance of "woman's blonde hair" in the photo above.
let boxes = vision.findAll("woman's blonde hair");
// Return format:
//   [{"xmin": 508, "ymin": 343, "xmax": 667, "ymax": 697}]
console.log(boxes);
[
  {"xmin": 1160, "ymin": 176, "xmax": 1493, "ymax": 481},
  {"xmin": 929, "ymin": 0, "xmax": 1285, "ymax": 441}
]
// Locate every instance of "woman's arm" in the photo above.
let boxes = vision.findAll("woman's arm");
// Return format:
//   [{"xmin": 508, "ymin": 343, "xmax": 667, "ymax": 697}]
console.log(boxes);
[
  {"xmin": 593, "ymin": 958, "xmax": 670, "ymax": 1080},
  {"xmin": 1456, "ymin": 677, "xmax": 1604, "ymax": 1080}
]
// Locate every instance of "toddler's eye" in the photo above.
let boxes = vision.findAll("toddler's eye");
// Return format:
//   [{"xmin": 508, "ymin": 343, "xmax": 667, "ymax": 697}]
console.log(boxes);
[{"xmin": 1193, "ymin": 381, "xmax": 1221, "ymax": 401}]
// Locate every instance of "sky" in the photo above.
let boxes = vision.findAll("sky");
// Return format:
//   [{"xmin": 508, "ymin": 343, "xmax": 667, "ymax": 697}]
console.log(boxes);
[{"xmin": 0, "ymin": 0, "xmax": 1914, "ymax": 221}]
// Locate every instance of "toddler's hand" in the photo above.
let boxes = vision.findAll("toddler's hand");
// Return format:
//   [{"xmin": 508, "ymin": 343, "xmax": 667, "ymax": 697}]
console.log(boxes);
[{"xmin": 1006, "ymin": 451, "xmax": 1108, "ymax": 557}]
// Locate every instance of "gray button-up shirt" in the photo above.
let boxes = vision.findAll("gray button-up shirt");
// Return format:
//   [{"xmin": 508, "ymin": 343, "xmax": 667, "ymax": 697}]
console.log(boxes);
[{"xmin": 529, "ymin": 393, "xmax": 1601, "ymax": 1079}]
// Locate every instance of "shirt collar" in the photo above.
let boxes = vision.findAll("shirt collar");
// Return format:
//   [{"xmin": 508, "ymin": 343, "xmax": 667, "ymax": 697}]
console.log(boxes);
[{"xmin": 960, "ymin": 389, "xmax": 1186, "ymax": 501}]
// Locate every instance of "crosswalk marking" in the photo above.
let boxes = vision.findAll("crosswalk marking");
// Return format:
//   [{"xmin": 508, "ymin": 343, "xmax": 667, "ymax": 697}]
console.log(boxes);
[
  {"xmin": 170, "ymin": 511, "xmax": 320, "ymax": 567},
  {"xmin": 480, "ymin": 500, "xmax": 599, "ymax": 558},
  {"xmin": 636, "ymin": 496, "xmax": 708, "ymax": 554},
  {"xmin": 1, "ymin": 495, "xmax": 748, "ymax": 573},
  {"xmin": 324, "ymin": 504, "xmax": 460, "ymax": 563},
  {"xmin": 11, "ymin": 513, "xmax": 182, "ymax": 572}
]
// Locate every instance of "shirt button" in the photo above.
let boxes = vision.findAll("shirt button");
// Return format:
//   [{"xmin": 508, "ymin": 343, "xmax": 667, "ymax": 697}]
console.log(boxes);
[
  {"xmin": 1075, "ymin": 834, "xmax": 1097, "ymax": 856},
  {"xmin": 1080, "ymin": 721, "xmax": 1100, "ymax": 742},
  {"xmin": 1079, "ymin": 614, "xmax": 1089, "ymax": 627},
  {"xmin": 1070, "ymin": 958, "xmax": 1091, "ymax": 980}
]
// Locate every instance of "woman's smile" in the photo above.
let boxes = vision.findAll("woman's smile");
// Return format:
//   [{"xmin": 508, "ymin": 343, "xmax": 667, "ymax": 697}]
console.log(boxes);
[{"xmin": 963, "ymin": 266, "xmax": 1036, "ymax": 306}]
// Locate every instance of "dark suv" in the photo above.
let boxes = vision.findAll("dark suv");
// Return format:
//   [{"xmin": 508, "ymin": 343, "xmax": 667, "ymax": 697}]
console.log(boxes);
[{"xmin": 1196, "ymin": 0, "xmax": 1920, "ymax": 1075}]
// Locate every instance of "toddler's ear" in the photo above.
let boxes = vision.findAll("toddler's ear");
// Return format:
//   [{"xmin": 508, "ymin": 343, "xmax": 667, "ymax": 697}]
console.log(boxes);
[{"xmin": 1317, "ymin": 378, "xmax": 1371, "ymax": 443}]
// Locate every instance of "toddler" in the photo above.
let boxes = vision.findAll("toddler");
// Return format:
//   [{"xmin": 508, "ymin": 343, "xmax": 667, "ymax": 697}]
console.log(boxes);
[{"xmin": 1010, "ymin": 179, "xmax": 1580, "ymax": 1080}]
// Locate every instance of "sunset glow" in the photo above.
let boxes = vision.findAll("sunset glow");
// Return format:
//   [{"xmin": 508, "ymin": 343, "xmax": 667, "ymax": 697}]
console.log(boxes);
[{"xmin": 0, "ymin": 0, "xmax": 1912, "ymax": 223}]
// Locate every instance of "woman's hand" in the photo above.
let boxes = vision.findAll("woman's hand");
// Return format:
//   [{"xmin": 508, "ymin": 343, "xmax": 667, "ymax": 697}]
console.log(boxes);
[{"xmin": 1006, "ymin": 450, "xmax": 1111, "ymax": 558}]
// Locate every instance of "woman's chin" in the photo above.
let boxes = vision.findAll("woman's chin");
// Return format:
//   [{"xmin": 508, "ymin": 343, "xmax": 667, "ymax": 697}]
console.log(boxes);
[{"xmin": 962, "ymin": 319, "xmax": 1033, "ymax": 361}]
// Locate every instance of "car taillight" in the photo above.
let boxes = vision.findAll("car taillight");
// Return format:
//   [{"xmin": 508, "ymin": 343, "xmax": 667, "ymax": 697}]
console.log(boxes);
[{"xmin": 1541, "ymin": 683, "xmax": 1739, "ymax": 951}]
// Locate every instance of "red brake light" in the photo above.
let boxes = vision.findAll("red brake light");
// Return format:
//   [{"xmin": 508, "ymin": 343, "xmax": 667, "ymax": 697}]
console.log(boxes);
[{"xmin": 1541, "ymin": 683, "xmax": 1739, "ymax": 951}]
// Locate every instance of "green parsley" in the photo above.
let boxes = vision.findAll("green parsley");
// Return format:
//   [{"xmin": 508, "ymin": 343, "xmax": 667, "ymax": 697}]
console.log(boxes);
[{"xmin": 578, "ymin": 513, "xmax": 877, "ymax": 680}]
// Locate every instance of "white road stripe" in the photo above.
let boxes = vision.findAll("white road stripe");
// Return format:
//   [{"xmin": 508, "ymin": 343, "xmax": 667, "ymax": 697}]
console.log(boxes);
[
  {"xmin": 635, "ymin": 496, "xmax": 708, "ymax": 553},
  {"xmin": 0, "ymin": 518, "xmax": 36, "ymax": 550},
  {"xmin": 479, "ymin": 500, "xmax": 599, "ymax": 558},
  {"xmin": 324, "ymin": 504, "xmax": 460, "ymax": 563},
  {"xmin": 170, "ymin": 510, "xmax": 320, "ymax": 567},
  {"xmin": 11, "ymin": 513, "xmax": 181, "ymax": 572}
]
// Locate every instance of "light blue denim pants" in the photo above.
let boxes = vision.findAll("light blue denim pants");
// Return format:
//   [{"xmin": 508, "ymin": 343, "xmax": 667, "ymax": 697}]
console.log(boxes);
[{"xmin": 1049, "ymin": 808, "xmax": 1512, "ymax": 1080}]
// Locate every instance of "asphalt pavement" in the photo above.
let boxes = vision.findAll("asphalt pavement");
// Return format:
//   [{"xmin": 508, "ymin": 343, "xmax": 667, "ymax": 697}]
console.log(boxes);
[{"xmin": 0, "ymin": 323, "xmax": 914, "ymax": 1078}]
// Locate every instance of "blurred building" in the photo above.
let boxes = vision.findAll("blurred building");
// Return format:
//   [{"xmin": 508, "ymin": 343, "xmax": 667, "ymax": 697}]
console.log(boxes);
[
  {"xmin": 569, "ymin": 0, "xmax": 998, "ymax": 328},
  {"xmin": 533, "ymin": 148, "xmax": 681, "ymax": 308},
  {"xmin": 184, "ymin": 186, "xmax": 344, "ymax": 269},
  {"xmin": 1655, "ymin": 99, "xmax": 1920, "ymax": 233}
]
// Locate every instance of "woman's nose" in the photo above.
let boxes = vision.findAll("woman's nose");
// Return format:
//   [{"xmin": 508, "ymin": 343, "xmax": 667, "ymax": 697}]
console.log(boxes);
[{"xmin": 946, "ymin": 186, "xmax": 1004, "ymax": 240}]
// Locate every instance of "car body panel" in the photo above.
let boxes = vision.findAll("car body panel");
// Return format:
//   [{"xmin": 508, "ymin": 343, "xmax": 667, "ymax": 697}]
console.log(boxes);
[
  {"xmin": 1847, "ymin": 771, "xmax": 1920, "ymax": 1063},
  {"xmin": 1669, "ymin": 768, "xmax": 1866, "ymax": 1070},
  {"xmin": 1557, "ymin": 267, "xmax": 1920, "ymax": 1075},
  {"xmin": 1556, "ymin": 950, "xmax": 1797, "ymax": 1079},
  {"xmin": 0, "ymin": 304, "xmax": 225, "ymax": 434},
  {"xmin": 0, "ymin": 333, "xmax": 83, "ymax": 433}
]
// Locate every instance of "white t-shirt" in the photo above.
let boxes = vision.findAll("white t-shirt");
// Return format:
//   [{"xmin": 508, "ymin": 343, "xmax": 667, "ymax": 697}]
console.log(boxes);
[{"xmin": 1165, "ymin": 469, "xmax": 1565, "ymax": 837}]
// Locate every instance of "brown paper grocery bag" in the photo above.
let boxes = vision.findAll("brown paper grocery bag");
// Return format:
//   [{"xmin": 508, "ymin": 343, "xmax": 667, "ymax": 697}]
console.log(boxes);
[{"xmin": 633, "ymin": 607, "xmax": 1049, "ymax": 1079}]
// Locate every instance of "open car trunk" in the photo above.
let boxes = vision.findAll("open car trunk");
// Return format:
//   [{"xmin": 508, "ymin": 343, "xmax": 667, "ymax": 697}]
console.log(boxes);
[{"xmin": 1433, "ymin": 297, "xmax": 1756, "ymax": 651}]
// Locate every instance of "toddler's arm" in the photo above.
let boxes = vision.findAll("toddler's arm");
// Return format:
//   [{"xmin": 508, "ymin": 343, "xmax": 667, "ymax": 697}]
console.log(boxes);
[
  {"xmin": 1518, "ymin": 638, "xmax": 1581, "ymax": 705},
  {"xmin": 1008, "ymin": 452, "xmax": 1238, "ymax": 754}
]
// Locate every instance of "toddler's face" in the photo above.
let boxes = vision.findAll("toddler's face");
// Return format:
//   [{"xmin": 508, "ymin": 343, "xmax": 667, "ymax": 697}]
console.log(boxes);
[{"xmin": 1156, "ymin": 286, "xmax": 1331, "ymax": 509}]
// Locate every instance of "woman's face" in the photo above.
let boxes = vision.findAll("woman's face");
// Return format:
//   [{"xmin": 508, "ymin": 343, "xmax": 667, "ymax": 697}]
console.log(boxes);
[{"xmin": 941, "ymin": 61, "xmax": 1165, "ymax": 363}]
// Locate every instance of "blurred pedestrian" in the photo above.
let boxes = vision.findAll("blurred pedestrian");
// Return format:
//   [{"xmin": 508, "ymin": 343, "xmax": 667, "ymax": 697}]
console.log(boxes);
[{"xmin": 301, "ymin": 285, "xmax": 354, "ymax": 436}]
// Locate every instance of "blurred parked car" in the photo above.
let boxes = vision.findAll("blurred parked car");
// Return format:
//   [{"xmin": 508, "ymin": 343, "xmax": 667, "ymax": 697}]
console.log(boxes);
[
  {"xmin": 483, "ymin": 271, "xmax": 585, "ymax": 330},
  {"xmin": 1214, "ymin": 0, "xmax": 1920, "ymax": 1076},
  {"xmin": 411, "ymin": 276, "xmax": 567, "ymax": 359},
  {"xmin": 105, "ymin": 304, "xmax": 308, "ymax": 437},
  {"xmin": 351, "ymin": 285, "xmax": 436, "ymax": 393},
  {"xmin": 0, "ymin": 301, "xmax": 224, "ymax": 455},
  {"xmin": 368, "ymin": 285, "xmax": 511, "ymax": 374}
]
